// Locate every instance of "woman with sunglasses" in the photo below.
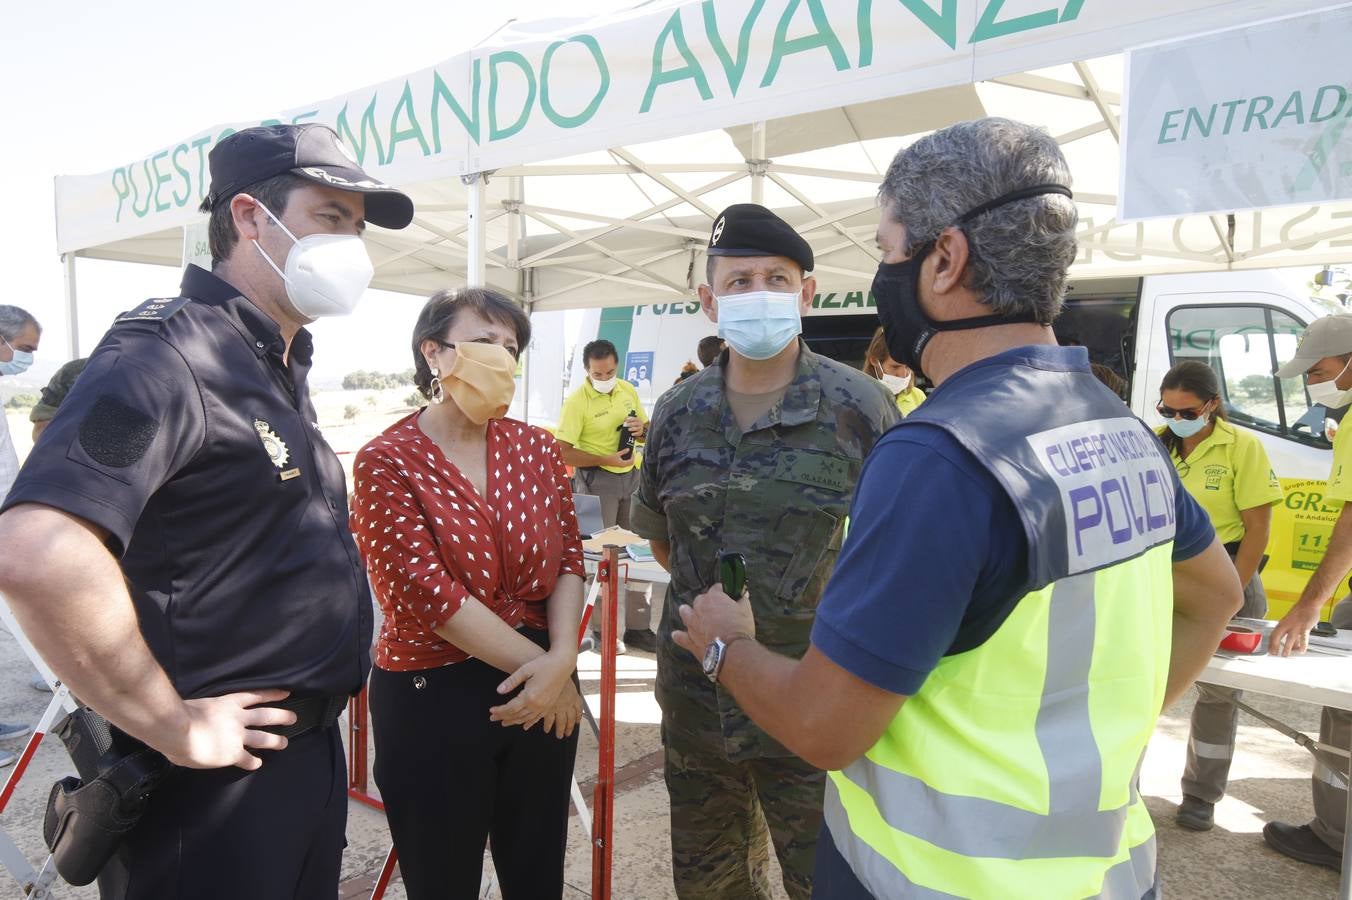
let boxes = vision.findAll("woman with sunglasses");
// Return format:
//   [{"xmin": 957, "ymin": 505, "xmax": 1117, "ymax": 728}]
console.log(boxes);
[
  {"xmin": 864, "ymin": 326, "xmax": 926, "ymax": 416},
  {"xmin": 1156, "ymin": 360, "xmax": 1282, "ymax": 833},
  {"xmin": 352, "ymin": 288, "xmax": 585, "ymax": 899}
]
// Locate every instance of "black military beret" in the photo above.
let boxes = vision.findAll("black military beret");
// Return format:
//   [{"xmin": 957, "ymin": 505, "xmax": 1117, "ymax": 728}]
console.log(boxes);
[{"xmin": 706, "ymin": 203, "xmax": 813, "ymax": 272}]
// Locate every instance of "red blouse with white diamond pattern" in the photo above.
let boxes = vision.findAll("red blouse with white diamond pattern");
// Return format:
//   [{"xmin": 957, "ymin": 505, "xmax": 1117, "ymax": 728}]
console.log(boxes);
[{"xmin": 352, "ymin": 413, "xmax": 585, "ymax": 671}]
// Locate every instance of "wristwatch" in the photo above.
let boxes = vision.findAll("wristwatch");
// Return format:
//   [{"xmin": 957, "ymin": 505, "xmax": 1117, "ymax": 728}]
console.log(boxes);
[{"xmin": 702, "ymin": 634, "xmax": 753, "ymax": 683}]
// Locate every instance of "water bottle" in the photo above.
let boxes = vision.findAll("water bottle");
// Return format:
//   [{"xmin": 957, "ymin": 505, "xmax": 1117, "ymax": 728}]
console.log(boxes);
[{"xmin": 617, "ymin": 409, "xmax": 638, "ymax": 461}]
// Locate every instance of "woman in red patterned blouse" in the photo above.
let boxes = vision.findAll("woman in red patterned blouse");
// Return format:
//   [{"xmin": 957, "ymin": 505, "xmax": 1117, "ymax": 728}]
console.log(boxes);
[{"xmin": 352, "ymin": 288, "xmax": 585, "ymax": 899}]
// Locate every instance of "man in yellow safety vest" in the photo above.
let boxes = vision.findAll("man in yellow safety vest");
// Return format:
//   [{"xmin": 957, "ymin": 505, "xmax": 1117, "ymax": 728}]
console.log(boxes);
[{"xmin": 672, "ymin": 117, "xmax": 1243, "ymax": 899}]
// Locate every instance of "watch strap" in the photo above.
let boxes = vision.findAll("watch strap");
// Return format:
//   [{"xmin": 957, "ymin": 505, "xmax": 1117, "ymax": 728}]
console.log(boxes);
[{"xmin": 711, "ymin": 633, "xmax": 755, "ymax": 683}]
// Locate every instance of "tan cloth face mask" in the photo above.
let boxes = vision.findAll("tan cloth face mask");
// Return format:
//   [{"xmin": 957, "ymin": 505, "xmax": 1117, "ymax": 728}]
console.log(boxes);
[{"xmin": 441, "ymin": 342, "xmax": 517, "ymax": 423}]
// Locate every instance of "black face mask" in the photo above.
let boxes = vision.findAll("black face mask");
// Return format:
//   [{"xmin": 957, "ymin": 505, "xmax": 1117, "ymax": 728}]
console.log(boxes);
[{"xmin": 872, "ymin": 183, "xmax": 1073, "ymax": 377}]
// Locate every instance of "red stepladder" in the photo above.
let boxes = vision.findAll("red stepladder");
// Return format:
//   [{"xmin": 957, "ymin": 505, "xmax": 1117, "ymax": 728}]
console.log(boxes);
[
  {"xmin": 590, "ymin": 545, "xmax": 620, "ymax": 900},
  {"xmin": 346, "ymin": 686, "xmax": 383, "ymax": 812},
  {"xmin": 0, "ymin": 596, "xmax": 79, "ymax": 899}
]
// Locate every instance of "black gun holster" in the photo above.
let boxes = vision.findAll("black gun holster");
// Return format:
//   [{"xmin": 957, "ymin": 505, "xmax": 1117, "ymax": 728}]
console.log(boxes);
[{"xmin": 42, "ymin": 707, "xmax": 169, "ymax": 886}]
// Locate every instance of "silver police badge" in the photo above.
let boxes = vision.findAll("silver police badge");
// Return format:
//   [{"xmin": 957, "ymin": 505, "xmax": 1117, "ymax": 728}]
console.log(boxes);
[{"xmin": 253, "ymin": 419, "xmax": 290, "ymax": 468}]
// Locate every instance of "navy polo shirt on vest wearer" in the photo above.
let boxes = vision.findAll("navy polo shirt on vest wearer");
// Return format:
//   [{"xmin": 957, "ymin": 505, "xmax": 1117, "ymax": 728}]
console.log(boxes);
[
  {"xmin": 2, "ymin": 265, "xmax": 372, "ymax": 701},
  {"xmin": 808, "ymin": 345, "xmax": 1214, "ymax": 898}
]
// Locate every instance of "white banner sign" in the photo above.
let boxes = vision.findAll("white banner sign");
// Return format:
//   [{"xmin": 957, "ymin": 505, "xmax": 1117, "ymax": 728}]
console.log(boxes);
[
  {"xmin": 58, "ymin": 0, "xmax": 1331, "ymax": 253},
  {"xmin": 181, "ymin": 220, "xmax": 211, "ymax": 270},
  {"xmin": 1120, "ymin": 4, "xmax": 1352, "ymax": 221}
]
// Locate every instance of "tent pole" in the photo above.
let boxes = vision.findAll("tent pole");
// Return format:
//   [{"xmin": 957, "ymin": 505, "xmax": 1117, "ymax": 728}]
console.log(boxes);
[
  {"xmin": 508, "ymin": 175, "xmax": 530, "ymax": 424},
  {"xmin": 62, "ymin": 253, "xmax": 80, "ymax": 358},
  {"xmin": 464, "ymin": 172, "xmax": 486, "ymax": 287},
  {"xmin": 750, "ymin": 121, "xmax": 766, "ymax": 205}
]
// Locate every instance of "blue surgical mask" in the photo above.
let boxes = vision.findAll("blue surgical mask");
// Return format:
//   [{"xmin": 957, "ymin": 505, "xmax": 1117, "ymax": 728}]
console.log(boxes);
[
  {"xmin": 1166, "ymin": 414, "xmax": 1209, "ymax": 438},
  {"xmin": 0, "ymin": 337, "xmax": 32, "ymax": 376},
  {"xmin": 716, "ymin": 291, "xmax": 802, "ymax": 360}
]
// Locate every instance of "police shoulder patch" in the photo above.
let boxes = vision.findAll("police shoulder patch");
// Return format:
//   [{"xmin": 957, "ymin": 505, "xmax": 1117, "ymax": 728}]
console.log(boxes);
[{"xmin": 115, "ymin": 296, "xmax": 191, "ymax": 326}]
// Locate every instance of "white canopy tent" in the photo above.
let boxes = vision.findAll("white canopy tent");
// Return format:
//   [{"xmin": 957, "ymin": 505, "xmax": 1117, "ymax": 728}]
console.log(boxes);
[{"xmin": 55, "ymin": 0, "xmax": 1352, "ymax": 353}]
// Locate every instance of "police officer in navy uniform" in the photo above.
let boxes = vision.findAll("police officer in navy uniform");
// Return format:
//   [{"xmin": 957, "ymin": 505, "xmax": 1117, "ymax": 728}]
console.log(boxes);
[{"xmin": 0, "ymin": 123, "xmax": 413, "ymax": 899}]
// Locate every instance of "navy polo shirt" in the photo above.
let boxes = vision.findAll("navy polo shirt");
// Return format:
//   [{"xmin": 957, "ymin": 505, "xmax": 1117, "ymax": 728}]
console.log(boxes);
[
  {"xmin": 809, "ymin": 345, "xmax": 1214, "ymax": 897},
  {"xmin": 3, "ymin": 265, "xmax": 372, "ymax": 700}
]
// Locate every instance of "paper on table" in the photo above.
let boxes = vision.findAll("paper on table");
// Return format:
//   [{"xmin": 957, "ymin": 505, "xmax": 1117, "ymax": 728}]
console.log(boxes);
[{"xmin": 582, "ymin": 526, "xmax": 645, "ymax": 555}]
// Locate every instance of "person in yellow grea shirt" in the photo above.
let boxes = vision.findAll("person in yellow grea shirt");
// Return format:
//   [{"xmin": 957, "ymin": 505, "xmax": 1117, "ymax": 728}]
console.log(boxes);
[
  {"xmin": 1154, "ymin": 361, "xmax": 1281, "ymax": 834},
  {"xmin": 1265, "ymin": 314, "xmax": 1352, "ymax": 872},
  {"xmin": 863, "ymin": 326, "xmax": 925, "ymax": 416},
  {"xmin": 557, "ymin": 339, "xmax": 655, "ymax": 652}
]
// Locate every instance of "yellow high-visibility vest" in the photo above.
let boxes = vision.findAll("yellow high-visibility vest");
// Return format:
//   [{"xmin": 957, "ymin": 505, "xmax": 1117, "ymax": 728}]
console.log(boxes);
[{"xmin": 826, "ymin": 352, "xmax": 1177, "ymax": 899}]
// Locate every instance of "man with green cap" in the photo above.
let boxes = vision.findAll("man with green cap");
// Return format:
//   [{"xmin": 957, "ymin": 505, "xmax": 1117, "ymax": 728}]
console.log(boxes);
[{"xmin": 1265, "ymin": 313, "xmax": 1352, "ymax": 873}]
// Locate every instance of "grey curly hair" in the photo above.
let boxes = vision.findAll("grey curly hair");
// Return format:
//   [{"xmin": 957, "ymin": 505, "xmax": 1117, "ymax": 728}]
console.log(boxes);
[
  {"xmin": 0, "ymin": 306, "xmax": 39, "ymax": 343},
  {"xmin": 878, "ymin": 117, "xmax": 1078, "ymax": 324}
]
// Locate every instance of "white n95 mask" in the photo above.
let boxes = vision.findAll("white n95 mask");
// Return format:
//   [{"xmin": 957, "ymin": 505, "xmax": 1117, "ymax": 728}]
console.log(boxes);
[
  {"xmin": 880, "ymin": 373, "xmax": 911, "ymax": 394},
  {"xmin": 252, "ymin": 200, "xmax": 374, "ymax": 319},
  {"xmin": 1308, "ymin": 357, "xmax": 1352, "ymax": 410}
]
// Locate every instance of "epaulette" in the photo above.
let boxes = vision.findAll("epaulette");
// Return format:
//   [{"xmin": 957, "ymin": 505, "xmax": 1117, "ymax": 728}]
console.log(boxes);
[{"xmin": 114, "ymin": 296, "xmax": 192, "ymax": 326}]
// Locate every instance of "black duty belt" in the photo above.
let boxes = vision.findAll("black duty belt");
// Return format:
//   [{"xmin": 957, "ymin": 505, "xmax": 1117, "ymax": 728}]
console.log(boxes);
[{"xmin": 260, "ymin": 694, "xmax": 348, "ymax": 739}]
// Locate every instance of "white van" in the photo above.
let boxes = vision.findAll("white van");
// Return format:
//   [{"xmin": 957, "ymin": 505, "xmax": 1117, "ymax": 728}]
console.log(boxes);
[
  {"xmin": 564, "ymin": 269, "xmax": 1346, "ymax": 619},
  {"xmin": 1105, "ymin": 270, "xmax": 1344, "ymax": 619}
]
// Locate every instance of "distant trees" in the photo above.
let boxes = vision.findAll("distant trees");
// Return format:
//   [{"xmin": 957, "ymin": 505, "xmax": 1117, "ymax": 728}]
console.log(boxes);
[
  {"xmin": 342, "ymin": 369, "xmax": 415, "ymax": 391},
  {"xmin": 1235, "ymin": 374, "xmax": 1276, "ymax": 402},
  {"xmin": 4, "ymin": 393, "xmax": 39, "ymax": 409}
]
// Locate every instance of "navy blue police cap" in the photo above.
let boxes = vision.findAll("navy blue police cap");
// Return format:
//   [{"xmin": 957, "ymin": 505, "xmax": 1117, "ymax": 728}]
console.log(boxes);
[
  {"xmin": 202, "ymin": 124, "xmax": 414, "ymax": 230},
  {"xmin": 707, "ymin": 203, "xmax": 813, "ymax": 272}
]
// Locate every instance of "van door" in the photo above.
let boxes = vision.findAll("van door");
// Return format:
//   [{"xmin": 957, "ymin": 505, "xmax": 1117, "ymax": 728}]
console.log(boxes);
[{"xmin": 1138, "ymin": 286, "xmax": 1341, "ymax": 616}]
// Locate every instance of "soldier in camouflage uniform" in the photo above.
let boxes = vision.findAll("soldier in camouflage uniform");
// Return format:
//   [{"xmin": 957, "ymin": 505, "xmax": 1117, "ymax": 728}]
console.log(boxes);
[
  {"xmin": 29, "ymin": 357, "xmax": 88, "ymax": 441},
  {"xmin": 630, "ymin": 204, "xmax": 899, "ymax": 899}
]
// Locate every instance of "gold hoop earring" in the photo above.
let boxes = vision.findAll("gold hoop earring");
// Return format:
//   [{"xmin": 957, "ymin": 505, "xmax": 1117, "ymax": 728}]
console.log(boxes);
[{"xmin": 429, "ymin": 366, "xmax": 445, "ymax": 405}]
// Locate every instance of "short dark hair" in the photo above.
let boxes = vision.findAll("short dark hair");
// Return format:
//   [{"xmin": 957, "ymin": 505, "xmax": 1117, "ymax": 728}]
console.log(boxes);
[
  {"xmin": 411, "ymin": 288, "xmax": 531, "ymax": 398},
  {"xmin": 198, "ymin": 172, "xmax": 310, "ymax": 266},
  {"xmin": 583, "ymin": 339, "xmax": 618, "ymax": 365},
  {"xmin": 697, "ymin": 335, "xmax": 724, "ymax": 367}
]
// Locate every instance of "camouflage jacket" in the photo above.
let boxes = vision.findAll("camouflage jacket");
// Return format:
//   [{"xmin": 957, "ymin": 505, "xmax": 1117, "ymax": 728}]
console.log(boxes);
[
  {"xmin": 631, "ymin": 341, "xmax": 900, "ymax": 760},
  {"xmin": 30, "ymin": 358, "xmax": 89, "ymax": 423}
]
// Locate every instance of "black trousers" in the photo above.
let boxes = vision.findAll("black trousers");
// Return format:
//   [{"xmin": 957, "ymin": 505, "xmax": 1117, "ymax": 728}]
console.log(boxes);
[
  {"xmin": 97, "ymin": 725, "xmax": 347, "ymax": 900},
  {"xmin": 370, "ymin": 630, "xmax": 581, "ymax": 900}
]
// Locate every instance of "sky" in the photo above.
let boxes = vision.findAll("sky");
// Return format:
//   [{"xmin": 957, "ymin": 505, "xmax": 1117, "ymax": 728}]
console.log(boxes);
[{"xmin": 0, "ymin": 0, "xmax": 619, "ymax": 388}]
